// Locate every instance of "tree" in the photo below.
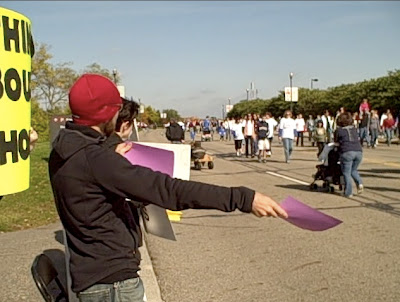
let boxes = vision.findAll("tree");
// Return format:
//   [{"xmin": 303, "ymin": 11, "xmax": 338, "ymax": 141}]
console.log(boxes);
[
  {"xmin": 144, "ymin": 106, "xmax": 161, "ymax": 126},
  {"xmin": 162, "ymin": 109, "xmax": 181, "ymax": 120},
  {"xmin": 31, "ymin": 43, "xmax": 78, "ymax": 111},
  {"xmin": 82, "ymin": 63, "xmax": 120, "ymax": 83},
  {"xmin": 31, "ymin": 99, "xmax": 49, "ymax": 141}
]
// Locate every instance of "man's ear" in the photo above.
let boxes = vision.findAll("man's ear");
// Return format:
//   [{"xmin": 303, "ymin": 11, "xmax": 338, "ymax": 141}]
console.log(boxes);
[{"xmin": 120, "ymin": 121, "xmax": 131, "ymax": 133}]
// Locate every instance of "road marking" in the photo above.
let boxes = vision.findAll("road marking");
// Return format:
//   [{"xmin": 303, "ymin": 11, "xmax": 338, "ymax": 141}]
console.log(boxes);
[{"xmin": 266, "ymin": 171, "xmax": 310, "ymax": 185}]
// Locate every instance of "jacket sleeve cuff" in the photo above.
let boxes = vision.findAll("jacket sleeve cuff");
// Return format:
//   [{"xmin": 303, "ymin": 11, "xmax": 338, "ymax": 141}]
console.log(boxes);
[{"xmin": 232, "ymin": 186, "xmax": 255, "ymax": 213}]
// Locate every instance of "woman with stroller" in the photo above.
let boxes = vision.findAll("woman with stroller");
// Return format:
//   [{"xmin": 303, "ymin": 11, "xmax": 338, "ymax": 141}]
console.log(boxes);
[{"xmin": 334, "ymin": 112, "xmax": 364, "ymax": 198}]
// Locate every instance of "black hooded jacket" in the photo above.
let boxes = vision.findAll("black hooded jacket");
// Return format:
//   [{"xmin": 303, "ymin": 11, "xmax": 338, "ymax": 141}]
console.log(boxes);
[
  {"xmin": 48, "ymin": 122, "xmax": 254, "ymax": 293},
  {"xmin": 166, "ymin": 122, "xmax": 184, "ymax": 142}
]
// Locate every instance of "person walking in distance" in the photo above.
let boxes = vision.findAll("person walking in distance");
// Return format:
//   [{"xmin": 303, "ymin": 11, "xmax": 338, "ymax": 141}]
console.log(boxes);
[
  {"xmin": 256, "ymin": 114, "xmax": 270, "ymax": 163},
  {"xmin": 278, "ymin": 110, "xmax": 296, "ymax": 163},
  {"xmin": 166, "ymin": 118, "xmax": 185, "ymax": 144},
  {"xmin": 265, "ymin": 112, "xmax": 278, "ymax": 156},
  {"xmin": 306, "ymin": 115, "xmax": 315, "ymax": 145},
  {"xmin": 48, "ymin": 74, "xmax": 288, "ymax": 302},
  {"xmin": 369, "ymin": 109, "xmax": 380, "ymax": 148},
  {"xmin": 244, "ymin": 113, "xmax": 255, "ymax": 158},
  {"xmin": 313, "ymin": 120, "xmax": 326, "ymax": 157},
  {"xmin": 295, "ymin": 113, "xmax": 306, "ymax": 147},
  {"xmin": 322, "ymin": 110, "xmax": 334, "ymax": 143},
  {"xmin": 382, "ymin": 112, "xmax": 396, "ymax": 146},
  {"xmin": 358, "ymin": 109, "xmax": 371, "ymax": 148},
  {"xmin": 231, "ymin": 116, "xmax": 245, "ymax": 156}
]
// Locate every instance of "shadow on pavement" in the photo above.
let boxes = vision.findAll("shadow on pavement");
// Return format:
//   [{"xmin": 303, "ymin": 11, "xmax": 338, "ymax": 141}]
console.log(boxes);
[
  {"xmin": 359, "ymin": 173, "xmax": 398, "ymax": 180},
  {"xmin": 55, "ymin": 230, "xmax": 64, "ymax": 245},
  {"xmin": 366, "ymin": 186, "xmax": 400, "ymax": 193},
  {"xmin": 359, "ymin": 168, "xmax": 400, "ymax": 174},
  {"xmin": 275, "ymin": 184, "xmax": 314, "ymax": 192},
  {"xmin": 173, "ymin": 221, "xmax": 259, "ymax": 229},
  {"xmin": 183, "ymin": 213, "xmax": 246, "ymax": 219}
]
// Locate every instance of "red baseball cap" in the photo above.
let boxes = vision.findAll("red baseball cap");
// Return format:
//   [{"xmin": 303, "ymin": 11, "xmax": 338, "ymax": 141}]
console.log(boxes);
[{"xmin": 69, "ymin": 74, "xmax": 122, "ymax": 126}]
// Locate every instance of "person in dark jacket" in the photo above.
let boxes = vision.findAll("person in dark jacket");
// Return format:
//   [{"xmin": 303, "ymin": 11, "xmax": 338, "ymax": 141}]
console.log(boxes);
[
  {"xmin": 48, "ymin": 74, "xmax": 288, "ymax": 302},
  {"xmin": 334, "ymin": 112, "xmax": 364, "ymax": 198},
  {"xmin": 166, "ymin": 118, "xmax": 185, "ymax": 143},
  {"xmin": 358, "ymin": 109, "xmax": 371, "ymax": 147}
]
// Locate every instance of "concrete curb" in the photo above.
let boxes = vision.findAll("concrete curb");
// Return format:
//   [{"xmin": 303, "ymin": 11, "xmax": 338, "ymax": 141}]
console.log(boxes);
[
  {"xmin": 0, "ymin": 221, "xmax": 163, "ymax": 302},
  {"xmin": 139, "ymin": 235, "xmax": 164, "ymax": 302}
]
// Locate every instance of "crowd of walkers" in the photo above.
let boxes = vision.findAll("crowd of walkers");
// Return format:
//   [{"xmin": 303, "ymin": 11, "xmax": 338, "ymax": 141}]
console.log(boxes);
[
  {"xmin": 164, "ymin": 99, "xmax": 398, "ymax": 199},
  {"xmin": 174, "ymin": 98, "xmax": 399, "ymax": 162}
]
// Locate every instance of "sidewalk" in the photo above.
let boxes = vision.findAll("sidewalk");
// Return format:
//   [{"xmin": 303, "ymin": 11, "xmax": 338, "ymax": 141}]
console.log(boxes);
[{"xmin": 0, "ymin": 221, "xmax": 163, "ymax": 302}]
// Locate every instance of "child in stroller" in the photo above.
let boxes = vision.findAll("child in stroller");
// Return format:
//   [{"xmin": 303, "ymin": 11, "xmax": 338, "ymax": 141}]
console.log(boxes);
[
  {"xmin": 310, "ymin": 143, "xmax": 344, "ymax": 192},
  {"xmin": 191, "ymin": 141, "xmax": 214, "ymax": 170}
]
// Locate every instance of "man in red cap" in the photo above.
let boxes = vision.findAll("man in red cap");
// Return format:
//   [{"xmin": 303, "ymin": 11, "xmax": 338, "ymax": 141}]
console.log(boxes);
[{"xmin": 49, "ymin": 74, "xmax": 288, "ymax": 302}]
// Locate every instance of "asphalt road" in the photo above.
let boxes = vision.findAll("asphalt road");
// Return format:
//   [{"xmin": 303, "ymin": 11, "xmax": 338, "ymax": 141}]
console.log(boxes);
[{"xmin": 142, "ymin": 129, "xmax": 400, "ymax": 302}]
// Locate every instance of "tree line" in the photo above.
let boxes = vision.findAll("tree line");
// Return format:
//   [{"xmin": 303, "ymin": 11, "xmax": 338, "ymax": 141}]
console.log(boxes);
[
  {"xmin": 227, "ymin": 70, "xmax": 400, "ymax": 119},
  {"xmin": 31, "ymin": 42, "xmax": 399, "ymax": 141}
]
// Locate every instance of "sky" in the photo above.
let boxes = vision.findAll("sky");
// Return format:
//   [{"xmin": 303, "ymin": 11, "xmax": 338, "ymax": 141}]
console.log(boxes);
[{"xmin": 2, "ymin": 1, "xmax": 400, "ymax": 118}]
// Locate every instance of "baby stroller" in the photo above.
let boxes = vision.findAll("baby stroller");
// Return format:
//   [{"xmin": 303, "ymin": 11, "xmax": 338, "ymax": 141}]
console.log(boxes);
[
  {"xmin": 310, "ymin": 144, "xmax": 344, "ymax": 193},
  {"xmin": 201, "ymin": 128, "xmax": 212, "ymax": 142},
  {"xmin": 191, "ymin": 141, "xmax": 214, "ymax": 170}
]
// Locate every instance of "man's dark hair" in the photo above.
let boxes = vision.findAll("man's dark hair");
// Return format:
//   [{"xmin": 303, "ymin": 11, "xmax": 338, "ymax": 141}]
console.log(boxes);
[
  {"xmin": 115, "ymin": 98, "xmax": 139, "ymax": 131},
  {"xmin": 336, "ymin": 112, "xmax": 353, "ymax": 127}
]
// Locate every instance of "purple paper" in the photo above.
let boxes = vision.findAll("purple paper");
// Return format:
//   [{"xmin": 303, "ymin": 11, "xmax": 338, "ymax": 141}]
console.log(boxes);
[
  {"xmin": 123, "ymin": 143, "xmax": 174, "ymax": 177},
  {"xmin": 280, "ymin": 196, "xmax": 342, "ymax": 231}
]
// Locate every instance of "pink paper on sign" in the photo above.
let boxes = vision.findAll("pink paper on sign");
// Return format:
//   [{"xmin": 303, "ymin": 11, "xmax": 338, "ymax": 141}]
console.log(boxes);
[
  {"xmin": 280, "ymin": 196, "xmax": 342, "ymax": 231},
  {"xmin": 123, "ymin": 143, "xmax": 174, "ymax": 177}
]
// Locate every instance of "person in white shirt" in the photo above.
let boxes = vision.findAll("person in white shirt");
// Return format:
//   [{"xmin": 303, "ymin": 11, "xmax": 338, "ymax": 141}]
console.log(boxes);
[
  {"xmin": 295, "ymin": 113, "xmax": 306, "ymax": 147},
  {"xmin": 231, "ymin": 117, "xmax": 245, "ymax": 156},
  {"xmin": 265, "ymin": 112, "xmax": 278, "ymax": 155},
  {"xmin": 278, "ymin": 110, "xmax": 296, "ymax": 163}
]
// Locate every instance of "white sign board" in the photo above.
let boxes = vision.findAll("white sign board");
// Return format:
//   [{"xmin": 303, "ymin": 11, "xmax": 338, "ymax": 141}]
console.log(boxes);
[
  {"xmin": 136, "ymin": 142, "xmax": 191, "ymax": 180},
  {"xmin": 225, "ymin": 104, "xmax": 233, "ymax": 113},
  {"xmin": 285, "ymin": 87, "xmax": 298, "ymax": 102},
  {"xmin": 117, "ymin": 85, "xmax": 125, "ymax": 97}
]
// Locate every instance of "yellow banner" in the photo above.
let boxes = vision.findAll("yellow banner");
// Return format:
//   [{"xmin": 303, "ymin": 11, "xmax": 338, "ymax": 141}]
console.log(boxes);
[{"xmin": 0, "ymin": 7, "xmax": 33, "ymax": 195}]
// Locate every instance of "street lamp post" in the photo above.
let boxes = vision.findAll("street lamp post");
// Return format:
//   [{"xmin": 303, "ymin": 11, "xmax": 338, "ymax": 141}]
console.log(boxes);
[
  {"xmin": 310, "ymin": 78, "xmax": 318, "ymax": 90},
  {"xmin": 112, "ymin": 69, "xmax": 117, "ymax": 84},
  {"xmin": 289, "ymin": 72, "xmax": 294, "ymax": 112}
]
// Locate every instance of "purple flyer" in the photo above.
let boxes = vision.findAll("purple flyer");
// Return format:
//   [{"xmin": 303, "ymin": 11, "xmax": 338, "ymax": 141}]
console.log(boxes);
[{"xmin": 280, "ymin": 196, "xmax": 342, "ymax": 231}]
